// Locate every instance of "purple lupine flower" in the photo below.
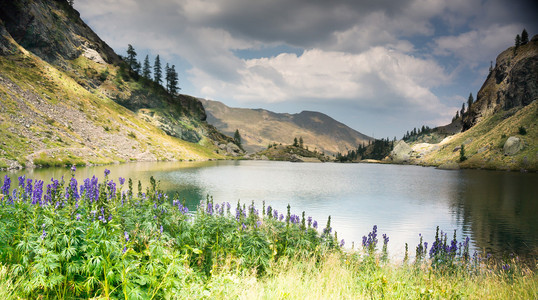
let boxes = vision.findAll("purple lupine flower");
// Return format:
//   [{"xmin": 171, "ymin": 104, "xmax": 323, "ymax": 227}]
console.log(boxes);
[
  {"xmin": 107, "ymin": 181, "xmax": 116, "ymax": 199},
  {"xmin": 119, "ymin": 177, "xmax": 125, "ymax": 185},
  {"xmin": 123, "ymin": 246, "xmax": 127, "ymax": 254},
  {"xmin": 502, "ymin": 264, "xmax": 510, "ymax": 271},
  {"xmin": 242, "ymin": 223, "xmax": 247, "ymax": 230},
  {"xmin": 383, "ymin": 234, "xmax": 389, "ymax": 245},
  {"xmin": 279, "ymin": 214, "xmax": 284, "ymax": 221},
  {"xmin": 160, "ymin": 225, "xmax": 163, "ymax": 234},
  {"xmin": 32, "ymin": 180, "xmax": 43, "ymax": 205},
  {"xmin": 226, "ymin": 202, "xmax": 231, "ymax": 213},
  {"xmin": 273, "ymin": 210, "xmax": 278, "ymax": 219},
  {"xmin": 124, "ymin": 231, "xmax": 130, "ymax": 242},
  {"xmin": 1, "ymin": 175, "xmax": 11, "ymax": 197},
  {"xmin": 266, "ymin": 205, "xmax": 272, "ymax": 215},
  {"xmin": 104, "ymin": 169, "xmax": 110, "ymax": 177},
  {"xmin": 18, "ymin": 175, "xmax": 25, "ymax": 188},
  {"xmin": 71, "ymin": 165, "xmax": 76, "ymax": 173},
  {"xmin": 313, "ymin": 220, "xmax": 318, "ymax": 229},
  {"xmin": 76, "ymin": 214, "xmax": 81, "ymax": 221},
  {"xmin": 307, "ymin": 216, "xmax": 312, "ymax": 227},
  {"xmin": 41, "ymin": 224, "xmax": 47, "ymax": 239},
  {"xmin": 25, "ymin": 179, "xmax": 33, "ymax": 200},
  {"xmin": 340, "ymin": 239, "xmax": 345, "ymax": 247},
  {"xmin": 256, "ymin": 221, "xmax": 262, "ymax": 227},
  {"xmin": 362, "ymin": 236, "xmax": 367, "ymax": 247}
]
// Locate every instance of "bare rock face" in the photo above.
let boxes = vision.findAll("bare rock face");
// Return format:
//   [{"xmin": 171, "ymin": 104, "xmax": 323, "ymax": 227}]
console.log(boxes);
[
  {"xmin": 503, "ymin": 136, "xmax": 523, "ymax": 156},
  {"xmin": 0, "ymin": 0, "xmax": 120, "ymax": 65},
  {"xmin": 389, "ymin": 140, "xmax": 413, "ymax": 163},
  {"xmin": 463, "ymin": 35, "xmax": 538, "ymax": 130}
]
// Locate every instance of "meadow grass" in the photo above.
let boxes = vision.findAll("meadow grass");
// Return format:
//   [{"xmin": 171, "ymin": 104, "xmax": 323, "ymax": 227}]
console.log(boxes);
[{"xmin": 0, "ymin": 169, "xmax": 536, "ymax": 299}]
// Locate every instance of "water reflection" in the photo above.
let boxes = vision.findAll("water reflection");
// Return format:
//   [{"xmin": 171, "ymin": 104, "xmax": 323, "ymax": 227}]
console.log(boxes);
[
  {"xmin": 451, "ymin": 170, "xmax": 538, "ymax": 257},
  {"xmin": 2, "ymin": 161, "xmax": 537, "ymax": 258}
]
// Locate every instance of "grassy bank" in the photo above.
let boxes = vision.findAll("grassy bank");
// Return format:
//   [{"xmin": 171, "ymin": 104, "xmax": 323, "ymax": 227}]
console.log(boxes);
[{"xmin": 0, "ymin": 170, "xmax": 536, "ymax": 299}]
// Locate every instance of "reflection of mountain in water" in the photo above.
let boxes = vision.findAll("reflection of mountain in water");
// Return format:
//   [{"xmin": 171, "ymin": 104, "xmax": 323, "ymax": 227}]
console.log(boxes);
[{"xmin": 450, "ymin": 170, "xmax": 538, "ymax": 257}]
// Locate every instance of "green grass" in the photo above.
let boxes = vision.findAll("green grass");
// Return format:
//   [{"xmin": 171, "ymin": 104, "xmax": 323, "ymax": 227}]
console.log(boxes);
[{"xmin": 0, "ymin": 172, "xmax": 536, "ymax": 299}]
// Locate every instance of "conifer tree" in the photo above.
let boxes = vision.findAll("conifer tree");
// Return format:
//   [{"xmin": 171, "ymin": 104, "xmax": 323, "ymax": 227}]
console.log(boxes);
[
  {"xmin": 293, "ymin": 137, "xmax": 298, "ymax": 147},
  {"xmin": 154, "ymin": 55, "xmax": 162, "ymax": 85},
  {"xmin": 521, "ymin": 29, "xmax": 529, "ymax": 45},
  {"xmin": 514, "ymin": 34, "xmax": 521, "ymax": 55},
  {"xmin": 165, "ymin": 63, "xmax": 170, "ymax": 92},
  {"xmin": 166, "ymin": 65, "xmax": 179, "ymax": 96},
  {"xmin": 461, "ymin": 103, "xmax": 465, "ymax": 117},
  {"xmin": 126, "ymin": 44, "xmax": 137, "ymax": 70},
  {"xmin": 142, "ymin": 55, "xmax": 151, "ymax": 79},
  {"xmin": 233, "ymin": 129, "xmax": 242, "ymax": 149},
  {"xmin": 467, "ymin": 93, "xmax": 474, "ymax": 111},
  {"xmin": 299, "ymin": 137, "xmax": 304, "ymax": 148}
]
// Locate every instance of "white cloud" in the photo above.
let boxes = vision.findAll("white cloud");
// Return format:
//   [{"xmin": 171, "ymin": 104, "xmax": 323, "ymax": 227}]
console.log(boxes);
[
  {"xmin": 191, "ymin": 47, "xmax": 451, "ymax": 118},
  {"xmin": 433, "ymin": 24, "xmax": 521, "ymax": 68}
]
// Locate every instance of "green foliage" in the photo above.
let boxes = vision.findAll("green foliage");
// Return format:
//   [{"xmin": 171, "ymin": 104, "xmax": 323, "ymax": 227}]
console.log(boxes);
[
  {"xmin": 233, "ymin": 129, "xmax": 243, "ymax": 150},
  {"xmin": 519, "ymin": 126, "xmax": 527, "ymax": 135},
  {"xmin": 459, "ymin": 144, "xmax": 467, "ymax": 162},
  {"xmin": 0, "ymin": 171, "xmax": 341, "ymax": 298},
  {"xmin": 521, "ymin": 29, "xmax": 529, "ymax": 45}
]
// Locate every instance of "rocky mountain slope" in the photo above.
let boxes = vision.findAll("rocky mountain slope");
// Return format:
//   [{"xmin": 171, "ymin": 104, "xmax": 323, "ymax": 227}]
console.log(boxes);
[
  {"xmin": 0, "ymin": 0, "xmax": 233, "ymax": 169},
  {"xmin": 389, "ymin": 35, "xmax": 538, "ymax": 171},
  {"xmin": 201, "ymin": 99, "xmax": 373, "ymax": 155}
]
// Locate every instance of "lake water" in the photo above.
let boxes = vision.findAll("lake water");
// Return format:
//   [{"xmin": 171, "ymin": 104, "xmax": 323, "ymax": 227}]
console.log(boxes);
[{"xmin": 2, "ymin": 161, "xmax": 537, "ymax": 259}]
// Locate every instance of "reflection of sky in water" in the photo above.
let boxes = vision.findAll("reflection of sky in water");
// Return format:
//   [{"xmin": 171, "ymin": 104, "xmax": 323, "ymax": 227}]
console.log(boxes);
[{"xmin": 3, "ymin": 161, "xmax": 537, "ymax": 259}]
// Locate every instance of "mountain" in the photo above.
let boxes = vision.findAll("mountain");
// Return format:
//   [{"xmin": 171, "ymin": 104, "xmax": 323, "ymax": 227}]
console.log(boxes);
[
  {"xmin": 389, "ymin": 35, "xmax": 538, "ymax": 171},
  {"xmin": 0, "ymin": 0, "xmax": 235, "ymax": 170},
  {"xmin": 200, "ymin": 99, "xmax": 373, "ymax": 155}
]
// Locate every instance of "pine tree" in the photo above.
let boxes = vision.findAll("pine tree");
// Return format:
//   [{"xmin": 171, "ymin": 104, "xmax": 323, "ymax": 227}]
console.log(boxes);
[
  {"xmin": 142, "ymin": 55, "xmax": 151, "ymax": 79},
  {"xmin": 165, "ymin": 63, "xmax": 170, "ymax": 92},
  {"xmin": 167, "ymin": 65, "xmax": 179, "ymax": 96},
  {"xmin": 233, "ymin": 129, "xmax": 242, "ymax": 149},
  {"xmin": 514, "ymin": 34, "xmax": 521, "ymax": 55},
  {"xmin": 461, "ymin": 103, "xmax": 465, "ymax": 117},
  {"xmin": 126, "ymin": 44, "xmax": 137, "ymax": 70},
  {"xmin": 521, "ymin": 29, "xmax": 529, "ymax": 45},
  {"xmin": 467, "ymin": 93, "xmax": 474, "ymax": 111},
  {"xmin": 154, "ymin": 55, "xmax": 162, "ymax": 85},
  {"xmin": 293, "ymin": 137, "xmax": 298, "ymax": 147},
  {"xmin": 299, "ymin": 137, "xmax": 304, "ymax": 148}
]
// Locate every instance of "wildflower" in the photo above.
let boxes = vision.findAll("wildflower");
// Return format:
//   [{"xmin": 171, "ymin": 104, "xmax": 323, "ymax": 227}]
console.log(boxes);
[
  {"xmin": 76, "ymin": 214, "xmax": 81, "ymax": 221},
  {"xmin": 71, "ymin": 165, "xmax": 76, "ymax": 173},
  {"xmin": 104, "ymin": 169, "xmax": 110, "ymax": 177},
  {"xmin": 242, "ymin": 223, "xmax": 247, "ymax": 230},
  {"xmin": 279, "ymin": 214, "xmax": 284, "ymax": 221},
  {"xmin": 340, "ymin": 239, "xmax": 345, "ymax": 247},
  {"xmin": 41, "ymin": 224, "xmax": 47, "ymax": 239},
  {"xmin": 1, "ymin": 175, "xmax": 11, "ymax": 197},
  {"xmin": 123, "ymin": 246, "xmax": 127, "ymax": 254},
  {"xmin": 313, "ymin": 220, "xmax": 318, "ymax": 229},
  {"xmin": 307, "ymin": 216, "xmax": 312, "ymax": 227},
  {"xmin": 502, "ymin": 264, "xmax": 510, "ymax": 271},
  {"xmin": 256, "ymin": 221, "xmax": 262, "ymax": 227},
  {"xmin": 119, "ymin": 177, "xmax": 125, "ymax": 185},
  {"xmin": 160, "ymin": 225, "xmax": 163, "ymax": 234},
  {"xmin": 124, "ymin": 231, "xmax": 130, "ymax": 242}
]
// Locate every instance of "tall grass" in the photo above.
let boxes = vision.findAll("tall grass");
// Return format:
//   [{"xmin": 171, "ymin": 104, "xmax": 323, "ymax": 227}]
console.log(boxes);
[{"xmin": 0, "ymin": 169, "xmax": 536, "ymax": 299}]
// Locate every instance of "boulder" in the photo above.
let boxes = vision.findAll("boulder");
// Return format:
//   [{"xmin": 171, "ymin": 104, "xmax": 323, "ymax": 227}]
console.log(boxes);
[
  {"xmin": 289, "ymin": 154, "xmax": 304, "ymax": 162},
  {"xmin": 503, "ymin": 136, "xmax": 523, "ymax": 156},
  {"xmin": 389, "ymin": 140, "xmax": 413, "ymax": 163}
]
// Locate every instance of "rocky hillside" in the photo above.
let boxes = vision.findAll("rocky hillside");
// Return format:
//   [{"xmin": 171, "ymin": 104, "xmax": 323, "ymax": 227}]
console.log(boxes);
[
  {"xmin": 464, "ymin": 35, "xmax": 538, "ymax": 130},
  {"xmin": 0, "ymin": 0, "xmax": 235, "ymax": 169},
  {"xmin": 388, "ymin": 35, "xmax": 538, "ymax": 171},
  {"xmin": 201, "ymin": 99, "xmax": 373, "ymax": 155}
]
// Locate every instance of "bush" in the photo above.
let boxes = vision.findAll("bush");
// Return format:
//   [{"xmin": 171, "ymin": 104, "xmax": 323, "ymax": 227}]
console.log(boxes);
[{"xmin": 519, "ymin": 126, "xmax": 527, "ymax": 135}]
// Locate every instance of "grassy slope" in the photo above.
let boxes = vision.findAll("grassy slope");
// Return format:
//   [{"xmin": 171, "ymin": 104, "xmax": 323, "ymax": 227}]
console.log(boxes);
[
  {"xmin": 414, "ymin": 100, "xmax": 537, "ymax": 171},
  {"xmin": 0, "ymin": 47, "xmax": 222, "ymax": 169},
  {"xmin": 256, "ymin": 144, "xmax": 330, "ymax": 162}
]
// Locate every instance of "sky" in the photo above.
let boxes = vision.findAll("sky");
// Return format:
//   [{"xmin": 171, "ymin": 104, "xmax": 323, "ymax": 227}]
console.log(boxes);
[{"xmin": 76, "ymin": 0, "xmax": 538, "ymax": 139}]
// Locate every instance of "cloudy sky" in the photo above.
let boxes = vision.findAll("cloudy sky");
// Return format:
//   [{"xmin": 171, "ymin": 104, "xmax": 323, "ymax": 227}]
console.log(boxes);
[{"xmin": 76, "ymin": 0, "xmax": 538, "ymax": 139}]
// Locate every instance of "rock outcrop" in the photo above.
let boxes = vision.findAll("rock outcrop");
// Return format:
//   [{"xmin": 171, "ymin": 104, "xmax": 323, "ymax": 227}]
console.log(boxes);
[
  {"xmin": 503, "ymin": 136, "xmax": 523, "ymax": 156},
  {"xmin": 464, "ymin": 35, "xmax": 538, "ymax": 130},
  {"xmin": 388, "ymin": 140, "xmax": 413, "ymax": 163}
]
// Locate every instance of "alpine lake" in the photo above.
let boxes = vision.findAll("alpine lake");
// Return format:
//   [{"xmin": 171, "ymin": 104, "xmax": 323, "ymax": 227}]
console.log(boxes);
[{"xmin": 2, "ymin": 160, "xmax": 537, "ymax": 260}]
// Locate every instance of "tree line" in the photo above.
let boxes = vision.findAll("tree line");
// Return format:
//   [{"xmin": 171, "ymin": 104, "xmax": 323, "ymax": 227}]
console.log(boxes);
[
  {"xmin": 336, "ymin": 138, "xmax": 394, "ymax": 162},
  {"xmin": 120, "ymin": 44, "xmax": 180, "ymax": 96}
]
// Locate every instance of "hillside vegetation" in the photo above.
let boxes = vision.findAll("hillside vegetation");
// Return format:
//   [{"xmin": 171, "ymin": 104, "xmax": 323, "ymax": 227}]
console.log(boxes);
[
  {"xmin": 388, "ymin": 35, "xmax": 538, "ymax": 171},
  {"xmin": 0, "ymin": 0, "xmax": 232, "ymax": 170},
  {"xmin": 201, "ymin": 99, "xmax": 373, "ymax": 155}
]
